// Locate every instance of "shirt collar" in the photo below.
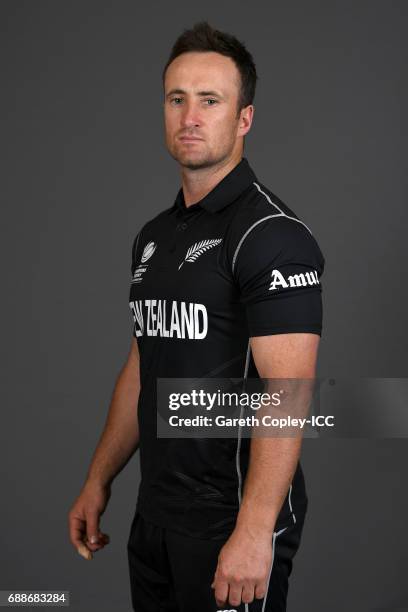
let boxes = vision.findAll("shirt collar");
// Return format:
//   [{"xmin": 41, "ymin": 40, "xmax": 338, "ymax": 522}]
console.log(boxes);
[{"xmin": 173, "ymin": 157, "xmax": 257, "ymax": 215}]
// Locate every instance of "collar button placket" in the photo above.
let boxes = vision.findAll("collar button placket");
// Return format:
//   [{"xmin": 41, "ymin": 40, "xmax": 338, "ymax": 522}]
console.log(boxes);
[{"xmin": 170, "ymin": 219, "xmax": 188, "ymax": 253}]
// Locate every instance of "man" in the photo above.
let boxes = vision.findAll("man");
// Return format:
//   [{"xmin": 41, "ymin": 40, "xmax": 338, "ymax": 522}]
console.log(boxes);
[{"xmin": 68, "ymin": 22, "xmax": 325, "ymax": 612}]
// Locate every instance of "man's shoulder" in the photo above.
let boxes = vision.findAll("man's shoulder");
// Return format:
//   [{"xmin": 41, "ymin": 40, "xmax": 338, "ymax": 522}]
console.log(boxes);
[
  {"xmin": 228, "ymin": 180, "xmax": 316, "ymax": 247},
  {"xmin": 232, "ymin": 179, "xmax": 307, "ymax": 227},
  {"xmin": 223, "ymin": 179, "xmax": 324, "ymax": 273}
]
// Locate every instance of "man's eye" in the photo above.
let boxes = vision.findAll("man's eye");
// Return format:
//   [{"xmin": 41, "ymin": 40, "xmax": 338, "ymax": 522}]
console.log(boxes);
[
  {"xmin": 171, "ymin": 97, "xmax": 183, "ymax": 105},
  {"xmin": 204, "ymin": 99, "xmax": 217, "ymax": 105}
]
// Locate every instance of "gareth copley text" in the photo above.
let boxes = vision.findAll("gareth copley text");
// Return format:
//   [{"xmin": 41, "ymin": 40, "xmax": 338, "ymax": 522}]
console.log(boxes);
[{"xmin": 168, "ymin": 414, "xmax": 335, "ymax": 429}]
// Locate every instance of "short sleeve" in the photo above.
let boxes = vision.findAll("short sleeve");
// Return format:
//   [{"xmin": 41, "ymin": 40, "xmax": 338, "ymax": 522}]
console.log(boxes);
[{"xmin": 233, "ymin": 216, "xmax": 325, "ymax": 337}]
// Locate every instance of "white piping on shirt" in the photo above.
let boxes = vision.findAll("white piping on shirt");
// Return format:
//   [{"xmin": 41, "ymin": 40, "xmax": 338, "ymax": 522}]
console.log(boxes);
[
  {"xmin": 236, "ymin": 340, "xmax": 251, "ymax": 507},
  {"xmin": 232, "ymin": 214, "xmax": 282, "ymax": 273},
  {"xmin": 288, "ymin": 483, "xmax": 297, "ymax": 525},
  {"xmin": 253, "ymin": 182, "xmax": 313, "ymax": 235},
  {"xmin": 231, "ymin": 182, "xmax": 313, "ymax": 275}
]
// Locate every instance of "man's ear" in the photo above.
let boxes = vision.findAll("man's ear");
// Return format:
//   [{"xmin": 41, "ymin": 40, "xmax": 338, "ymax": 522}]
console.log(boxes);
[{"xmin": 238, "ymin": 104, "xmax": 254, "ymax": 137}]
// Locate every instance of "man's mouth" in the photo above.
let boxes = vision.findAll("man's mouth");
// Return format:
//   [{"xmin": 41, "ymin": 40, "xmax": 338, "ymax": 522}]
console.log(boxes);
[{"xmin": 179, "ymin": 136, "xmax": 203, "ymax": 142}]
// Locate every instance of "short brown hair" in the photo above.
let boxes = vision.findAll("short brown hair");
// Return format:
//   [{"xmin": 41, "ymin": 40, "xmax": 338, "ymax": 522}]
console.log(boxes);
[{"xmin": 162, "ymin": 21, "xmax": 257, "ymax": 112}]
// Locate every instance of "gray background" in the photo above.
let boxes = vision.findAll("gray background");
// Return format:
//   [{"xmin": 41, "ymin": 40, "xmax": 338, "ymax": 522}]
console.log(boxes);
[{"xmin": 1, "ymin": 1, "xmax": 407, "ymax": 610}]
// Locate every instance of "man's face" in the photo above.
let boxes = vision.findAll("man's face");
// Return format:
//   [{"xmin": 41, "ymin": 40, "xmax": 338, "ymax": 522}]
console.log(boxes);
[{"xmin": 163, "ymin": 51, "xmax": 252, "ymax": 170}]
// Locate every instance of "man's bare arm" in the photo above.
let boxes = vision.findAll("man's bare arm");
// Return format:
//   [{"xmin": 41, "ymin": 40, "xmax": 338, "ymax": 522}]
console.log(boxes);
[
  {"xmin": 235, "ymin": 333, "xmax": 320, "ymax": 537},
  {"xmin": 85, "ymin": 336, "xmax": 141, "ymax": 488},
  {"xmin": 212, "ymin": 333, "xmax": 320, "ymax": 607},
  {"xmin": 68, "ymin": 336, "xmax": 141, "ymax": 560}
]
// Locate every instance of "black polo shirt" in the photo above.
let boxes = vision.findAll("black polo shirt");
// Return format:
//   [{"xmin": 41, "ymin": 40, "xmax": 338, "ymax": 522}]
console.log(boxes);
[{"xmin": 128, "ymin": 157, "xmax": 325, "ymax": 539}]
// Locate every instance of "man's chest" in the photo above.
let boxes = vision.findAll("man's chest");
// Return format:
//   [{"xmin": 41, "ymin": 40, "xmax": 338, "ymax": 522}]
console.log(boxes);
[{"xmin": 128, "ymin": 212, "xmax": 240, "ymax": 341}]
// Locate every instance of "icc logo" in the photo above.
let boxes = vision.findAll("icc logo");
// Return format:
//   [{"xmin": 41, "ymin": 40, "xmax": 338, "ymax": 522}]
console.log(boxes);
[{"xmin": 141, "ymin": 241, "xmax": 157, "ymax": 263}]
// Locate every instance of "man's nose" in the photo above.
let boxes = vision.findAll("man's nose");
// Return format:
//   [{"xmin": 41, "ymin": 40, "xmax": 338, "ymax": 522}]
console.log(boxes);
[{"xmin": 180, "ymin": 102, "xmax": 201, "ymax": 128}]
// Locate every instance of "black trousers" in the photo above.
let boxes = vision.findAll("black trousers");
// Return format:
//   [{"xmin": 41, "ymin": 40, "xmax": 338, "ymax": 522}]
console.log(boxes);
[{"xmin": 127, "ymin": 511, "xmax": 306, "ymax": 612}]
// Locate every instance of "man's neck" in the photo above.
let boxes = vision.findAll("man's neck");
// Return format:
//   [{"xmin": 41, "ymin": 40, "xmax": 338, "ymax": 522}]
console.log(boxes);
[{"xmin": 180, "ymin": 152, "xmax": 243, "ymax": 207}]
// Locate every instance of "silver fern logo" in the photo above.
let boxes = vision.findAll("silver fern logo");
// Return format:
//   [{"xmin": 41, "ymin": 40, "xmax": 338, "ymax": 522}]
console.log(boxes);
[{"xmin": 178, "ymin": 238, "xmax": 222, "ymax": 270}]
